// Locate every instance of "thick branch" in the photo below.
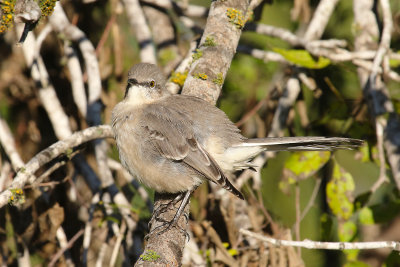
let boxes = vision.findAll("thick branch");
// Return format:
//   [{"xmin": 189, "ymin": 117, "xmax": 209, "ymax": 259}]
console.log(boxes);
[
  {"xmin": 182, "ymin": 0, "xmax": 250, "ymax": 104},
  {"xmin": 139, "ymin": 1, "xmax": 251, "ymax": 266}
]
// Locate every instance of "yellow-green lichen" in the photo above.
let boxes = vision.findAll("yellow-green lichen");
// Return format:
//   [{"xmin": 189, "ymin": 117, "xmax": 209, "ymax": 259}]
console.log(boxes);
[
  {"xmin": 212, "ymin": 72, "xmax": 224, "ymax": 85},
  {"xmin": 226, "ymin": 8, "xmax": 245, "ymax": 29},
  {"xmin": 140, "ymin": 250, "xmax": 160, "ymax": 262},
  {"xmin": 204, "ymin": 36, "xmax": 216, "ymax": 47},
  {"xmin": 170, "ymin": 71, "xmax": 188, "ymax": 87},
  {"xmin": 192, "ymin": 49, "xmax": 203, "ymax": 61},
  {"xmin": 193, "ymin": 73, "xmax": 208, "ymax": 80},
  {"xmin": 245, "ymin": 10, "xmax": 254, "ymax": 22},
  {"xmin": 65, "ymin": 148, "xmax": 74, "ymax": 159},
  {"xmin": 0, "ymin": 0, "xmax": 15, "ymax": 33},
  {"xmin": 9, "ymin": 188, "xmax": 25, "ymax": 205},
  {"xmin": 39, "ymin": 0, "xmax": 57, "ymax": 17}
]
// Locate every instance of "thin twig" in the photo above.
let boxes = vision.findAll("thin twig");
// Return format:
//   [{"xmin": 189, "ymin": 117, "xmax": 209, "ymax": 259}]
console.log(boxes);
[
  {"xmin": 235, "ymin": 98, "xmax": 268, "ymax": 128},
  {"xmin": 82, "ymin": 193, "xmax": 100, "ymax": 265},
  {"xmin": 371, "ymin": 121, "xmax": 388, "ymax": 192},
  {"xmin": 295, "ymin": 184, "xmax": 301, "ymax": 256},
  {"xmin": 299, "ymin": 178, "xmax": 322, "ymax": 221},
  {"xmin": 240, "ymin": 229, "xmax": 400, "ymax": 251},
  {"xmin": 96, "ymin": 14, "xmax": 116, "ymax": 56},
  {"xmin": 370, "ymin": 0, "xmax": 393, "ymax": 77},
  {"xmin": 110, "ymin": 220, "xmax": 127, "ymax": 267},
  {"xmin": 48, "ymin": 229, "xmax": 84, "ymax": 267}
]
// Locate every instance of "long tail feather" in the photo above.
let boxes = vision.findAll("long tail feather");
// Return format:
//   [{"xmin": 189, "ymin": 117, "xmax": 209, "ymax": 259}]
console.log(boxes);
[{"xmin": 240, "ymin": 137, "xmax": 363, "ymax": 151}]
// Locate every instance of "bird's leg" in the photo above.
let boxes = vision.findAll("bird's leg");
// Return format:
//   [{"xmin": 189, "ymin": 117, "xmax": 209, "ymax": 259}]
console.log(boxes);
[
  {"xmin": 148, "ymin": 189, "xmax": 193, "ymax": 237},
  {"xmin": 151, "ymin": 193, "xmax": 185, "ymax": 222}
]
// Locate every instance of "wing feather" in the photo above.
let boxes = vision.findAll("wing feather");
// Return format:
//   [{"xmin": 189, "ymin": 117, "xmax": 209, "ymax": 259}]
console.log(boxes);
[{"xmin": 141, "ymin": 104, "xmax": 244, "ymax": 199}]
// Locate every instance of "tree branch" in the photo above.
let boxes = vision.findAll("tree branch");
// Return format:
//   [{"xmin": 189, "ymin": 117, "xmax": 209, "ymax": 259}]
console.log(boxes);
[
  {"xmin": 240, "ymin": 229, "xmax": 400, "ymax": 251},
  {"xmin": 0, "ymin": 125, "xmax": 113, "ymax": 208},
  {"xmin": 138, "ymin": 1, "xmax": 251, "ymax": 265}
]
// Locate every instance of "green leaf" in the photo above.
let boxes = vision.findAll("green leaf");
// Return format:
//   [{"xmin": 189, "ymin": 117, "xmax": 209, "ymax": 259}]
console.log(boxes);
[
  {"xmin": 280, "ymin": 151, "xmax": 330, "ymax": 193},
  {"xmin": 273, "ymin": 48, "xmax": 331, "ymax": 69},
  {"xmin": 284, "ymin": 151, "xmax": 331, "ymax": 179},
  {"xmin": 340, "ymin": 221, "xmax": 359, "ymax": 261},
  {"xmin": 343, "ymin": 260, "xmax": 371, "ymax": 267},
  {"xmin": 359, "ymin": 207, "xmax": 374, "ymax": 225},
  {"xmin": 389, "ymin": 52, "xmax": 400, "ymax": 68},
  {"xmin": 338, "ymin": 221, "xmax": 357, "ymax": 242},
  {"xmin": 326, "ymin": 160, "xmax": 355, "ymax": 220},
  {"xmin": 389, "ymin": 59, "xmax": 400, "ymax": 68}
]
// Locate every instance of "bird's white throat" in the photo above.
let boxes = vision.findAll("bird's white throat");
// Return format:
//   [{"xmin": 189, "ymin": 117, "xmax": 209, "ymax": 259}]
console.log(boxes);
[{"xmin": 124, "ymin": 85, "xmax": 155, "ymax": 106}]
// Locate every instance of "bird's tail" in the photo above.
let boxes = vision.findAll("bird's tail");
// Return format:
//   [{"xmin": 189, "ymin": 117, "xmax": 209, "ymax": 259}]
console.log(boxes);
[{"xmin": 239, "ymin": 136, "xmax": 363, "ymax": 151}]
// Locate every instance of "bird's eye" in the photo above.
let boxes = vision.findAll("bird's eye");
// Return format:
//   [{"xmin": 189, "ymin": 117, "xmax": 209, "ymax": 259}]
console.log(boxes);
[{"xmin": 149, "ymin": 80, "xmax": 156, "ymax": 88}]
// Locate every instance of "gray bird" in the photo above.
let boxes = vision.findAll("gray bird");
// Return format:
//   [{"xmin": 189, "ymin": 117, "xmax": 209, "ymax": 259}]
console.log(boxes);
[{"xmin": 111, "ymin": 63, "xmax": 362, "ymax": 229}]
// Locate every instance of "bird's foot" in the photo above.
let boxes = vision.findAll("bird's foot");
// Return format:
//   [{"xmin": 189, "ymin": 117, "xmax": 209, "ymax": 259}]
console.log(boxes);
[
  {"xmin": 148, "ymin": 193, "xmax": 184, "ymax": 227},
  {"xmin": 146, "ymin": 190, "xmax": 193, "ymax": 241},
  {"xmin": 145, "ymin": 212, "xmax": 190, "ymax": 241}
]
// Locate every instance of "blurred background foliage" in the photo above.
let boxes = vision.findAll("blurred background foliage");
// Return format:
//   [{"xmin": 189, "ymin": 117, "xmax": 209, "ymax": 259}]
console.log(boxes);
[{"xmin": 1, "ymin": 0, "xmax": 400, "ymax": 266}]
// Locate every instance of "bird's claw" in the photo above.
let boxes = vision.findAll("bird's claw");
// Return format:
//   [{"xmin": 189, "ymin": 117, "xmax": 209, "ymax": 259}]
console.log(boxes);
[{"xmin": 146, "ymin": 210, "xmax": 190, "ymax": 241}]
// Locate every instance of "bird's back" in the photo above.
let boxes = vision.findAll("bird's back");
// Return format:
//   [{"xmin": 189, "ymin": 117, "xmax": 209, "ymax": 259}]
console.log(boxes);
[{"xmin": 158, "ymin": 94, "xmax": 245, "ymax": 149}]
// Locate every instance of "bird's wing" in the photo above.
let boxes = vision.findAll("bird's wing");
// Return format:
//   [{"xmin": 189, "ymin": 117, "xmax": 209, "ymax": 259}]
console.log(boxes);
[{"xmin": 141, "ymin": 104, "xmax": 244, "ymax": 199}]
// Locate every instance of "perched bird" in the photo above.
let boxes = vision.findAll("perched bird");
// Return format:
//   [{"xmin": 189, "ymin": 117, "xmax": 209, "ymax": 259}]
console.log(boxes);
[{"xmin": 111, "ymin": 63, "xmax": 362, "ymax": 228}]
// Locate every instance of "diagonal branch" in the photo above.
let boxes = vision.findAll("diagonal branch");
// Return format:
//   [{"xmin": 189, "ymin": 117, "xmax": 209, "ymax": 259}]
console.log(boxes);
[{"xmin": 0, "ymin": 125, "xmax": 113, "ymax": 208}]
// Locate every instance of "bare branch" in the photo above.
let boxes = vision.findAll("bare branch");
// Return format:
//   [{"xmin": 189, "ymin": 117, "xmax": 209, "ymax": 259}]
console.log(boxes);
[
  {"xmin": 122, "ymin": 0, "xmax": 157, "ymax": 63},
  {"xmin": 182, "ymin": 0, "xmax": 250, "ymax": 104},
  {"xmin": 240, "ymin": 229, "xmax": 400, "ymax": 251},
  {"xmin": 0, "ymin": 162, "xmax": 12, "ymax": 192},
  {"xmin": 303, "ymin": 0, "xmax": 339, "ymax": 41},
  {"xmin": 354, "ymin": 0, "xmax": 400, "ymax": 190},
  {"xmin": 140, "ymin": 0, "xmax": 208, "ymax": 17},
  {"xmin": 245, "ymin": 23, "xmax": 302, "ymax": 46},
  {"xmin": 49, "ymin": 2, "xmax": 102, "ymax": 106},
  {"xmin": 17, "ymin": 23, "xmax": 73, "ymax": 140},
  {"xmin": 82, "ymin": 192, "xmax": 100, "ymax": 265},
  {"xmin": 143, "ymin": 4, "xmax": 181, "ymax": 73},
  {"xmin": 139, "ymin": 1, "xmax": 251, "ymax": 265},
  {"xmin": 49, "ymin": 229, "xmax": 84, "ymax": 267},
  {"xmin": 0, "ymin": 125, "xmax": 113, "ymax": 208},
  {"xmin": 0, "ymin": 117, "xmax": 24, "ymax": 170},
  {"xmin": 237, "ymin": 45, "xmax": 287, "ymax": 63},
  {"xmin": 110, "ymin": 220, "xmax": 127, "ymax": 267},
  {"xmin": 64, "ymin": 42, "xmax": 87, "ymax": 117},
  {"xmin": 370, "ymin": 0, "xmax": 393, "ymax": 78}
]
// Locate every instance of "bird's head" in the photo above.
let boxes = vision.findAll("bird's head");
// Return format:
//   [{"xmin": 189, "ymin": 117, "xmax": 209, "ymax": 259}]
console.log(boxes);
[{"xmin": 123, "ymin": 63, "xmax": 170, "ymax": 106}]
